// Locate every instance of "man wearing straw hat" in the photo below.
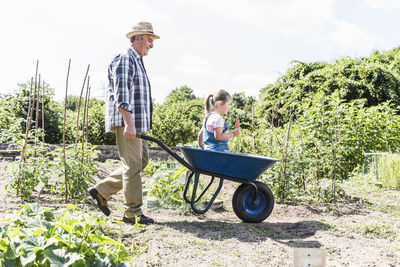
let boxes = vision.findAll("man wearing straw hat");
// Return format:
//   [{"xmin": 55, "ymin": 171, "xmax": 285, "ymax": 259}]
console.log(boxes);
[{"xmin": 89, "ymin": 22, "xmax": 159, "ymax": 225}]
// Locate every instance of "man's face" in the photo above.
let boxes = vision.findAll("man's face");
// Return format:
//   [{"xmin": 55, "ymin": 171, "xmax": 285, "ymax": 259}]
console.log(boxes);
[{"xmin": 135, "ymin": 35, "xmax": 154, "ymax": 57}]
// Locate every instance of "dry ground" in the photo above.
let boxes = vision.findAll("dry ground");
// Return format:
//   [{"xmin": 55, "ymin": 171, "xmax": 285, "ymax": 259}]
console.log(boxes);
[{"xmin": 1, "ymin": 159, "xmax": 399, "ymax": 267}]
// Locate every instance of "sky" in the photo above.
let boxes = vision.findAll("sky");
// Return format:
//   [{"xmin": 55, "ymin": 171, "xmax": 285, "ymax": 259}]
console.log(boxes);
[{"xmin": 1, "ymin": 0, "xmax": 399, "ymax": 103}]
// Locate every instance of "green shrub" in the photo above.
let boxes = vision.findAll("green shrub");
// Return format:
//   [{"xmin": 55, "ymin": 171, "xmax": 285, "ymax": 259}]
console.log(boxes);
[
  {"xmin": 52, "ymin": 144, "xmax": 100, "ymax": 201},
  {"xmin": 7, "ymin": 141, "xmax": 54, "ymax": 201}
]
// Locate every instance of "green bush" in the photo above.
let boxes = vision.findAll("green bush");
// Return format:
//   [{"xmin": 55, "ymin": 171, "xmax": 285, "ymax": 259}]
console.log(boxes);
[
  {"xmin": 10, "ymin": 81, "xmax": 64, "ymax": 144},
  {"xmin": 52, "ymin": 144, "xmax": 100, "ymax": 200},
  {"xmin": 254, "ymin": 93, "xmax": 400, "ymax": 202},
  {"xmin": 150, "ymin": 100, "xmax": 203, "ymax": 146},
  {"xmin": 7, "ymin": 140, "xmax": 54, "ymax": 201},
  {"xmin": 256, "ymin": 48, "xmax": 400, "ymax": 127}
]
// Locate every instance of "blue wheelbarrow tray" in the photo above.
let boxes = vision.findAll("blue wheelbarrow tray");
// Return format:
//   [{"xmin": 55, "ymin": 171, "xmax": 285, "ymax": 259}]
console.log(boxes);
[{"xmin": 180, "ymin": 146, "xmax": 279, "ymax": 181}]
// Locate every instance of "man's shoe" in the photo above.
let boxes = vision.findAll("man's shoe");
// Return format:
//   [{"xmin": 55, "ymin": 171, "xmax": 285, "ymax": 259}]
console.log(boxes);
[
  {"xmin": 122, "ymin": 215, "xmax": 155, "ymax": 225},
  {"xmin": 88, "ymin": 187, "xmax": 110, "ymax": 216}
]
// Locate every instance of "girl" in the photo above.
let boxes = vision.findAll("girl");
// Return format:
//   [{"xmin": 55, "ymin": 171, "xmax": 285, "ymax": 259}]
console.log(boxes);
[{"xmin": 198, "ymin": 90, "xmax": 241, "ymax": 151}]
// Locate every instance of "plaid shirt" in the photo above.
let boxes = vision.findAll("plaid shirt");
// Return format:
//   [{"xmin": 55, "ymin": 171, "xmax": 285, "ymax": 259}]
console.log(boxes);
[{"xmin": 105, "ymin": 47, "xmax": 153, "ymax": 133}]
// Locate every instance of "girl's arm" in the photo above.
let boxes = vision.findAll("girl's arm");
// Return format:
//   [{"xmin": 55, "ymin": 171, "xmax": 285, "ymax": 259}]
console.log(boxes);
[
  {"xmin": 198, "ymin": 128, "xmax": 204, "ymax": 149},
  {"xmin": 214, "ymin": 127, "xmax": 240, "ymax": 141}
]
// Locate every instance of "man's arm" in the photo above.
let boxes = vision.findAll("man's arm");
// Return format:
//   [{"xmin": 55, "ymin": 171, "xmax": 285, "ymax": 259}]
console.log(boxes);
[
  {"xmin": 114, "ymin": 54, "xmax": 136, "ymax": 139},
  {"xmin": 120, "ymin": 107, "xmax": 136, "ymax": 139}
]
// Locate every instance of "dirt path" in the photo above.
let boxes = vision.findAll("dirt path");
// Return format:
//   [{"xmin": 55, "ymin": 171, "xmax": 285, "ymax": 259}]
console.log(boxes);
[{"xmin": 1, "ymin": 159, "xmax": 399, "ymax": 266}]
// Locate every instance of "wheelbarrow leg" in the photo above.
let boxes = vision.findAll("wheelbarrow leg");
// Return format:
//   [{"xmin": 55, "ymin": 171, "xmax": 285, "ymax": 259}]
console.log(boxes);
[
  {"xmin": 184, "ymin": 171, "xmax": 224, "ymax": 214},
  {"xmin": 184, "ymin": 171, "xmax": 217, "ymax": 204},
  {"xmin": 183, "ymin": 170, "xmax": 195, "ymax": 204}
]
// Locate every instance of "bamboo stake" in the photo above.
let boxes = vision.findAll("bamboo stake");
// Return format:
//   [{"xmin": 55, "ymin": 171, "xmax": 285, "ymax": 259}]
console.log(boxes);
[
  {"xmin": 81, "ymin": 76, "xmax": 90, "ymax": 161},
  {"xmin": 41, "ymin": 80, "xmax": 45, "ymax": 142},
  {"xmin": 63, "ymin": 59, "xmax": 71, "ymax": 202},
  {"xmin": 34, "ymin": 74, "xmax": 41, "ymax": 157},
  {"xmin": 85, "ymin": 86, "xmax": 91, "ymax": 145},
  {"xmin": 75, "ymin": 64, "xmax": 90, "ymax": 148},
  {"xmin": 26, "ymin": 78, "xmax": 33, "ymax": 129},
  {"xmin": 18, "ymin": 61, "xmax": 39, "ymax": 195},
  {"xmin": 82, "ymin": 76, "xmax": 90, "ymax": 145},
  {"xmin": 281, "ymin": 111, "xmax": 293, "ymax": 202},
  {"xmin": 332, "ymin": 104, "xmax": 339, "ymax": 199},
  {"xmin": 270, "ymin": 104, "xmax": 275, "ymax": 149},
  {"xmin": 20, "ymin": 60, "xmax": 39, "ymax": 162}
]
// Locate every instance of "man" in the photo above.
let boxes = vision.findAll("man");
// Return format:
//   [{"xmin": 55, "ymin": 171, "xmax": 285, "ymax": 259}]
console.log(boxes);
[{"xmin": 89, "ymin": 22, "xmax": 159, "ymax": 225}]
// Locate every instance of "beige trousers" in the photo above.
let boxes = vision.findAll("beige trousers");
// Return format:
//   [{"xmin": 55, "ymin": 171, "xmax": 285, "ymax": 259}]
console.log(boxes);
[{"xmin": 95, "ymin": 127, "xmax": 148, "ymax": 218}]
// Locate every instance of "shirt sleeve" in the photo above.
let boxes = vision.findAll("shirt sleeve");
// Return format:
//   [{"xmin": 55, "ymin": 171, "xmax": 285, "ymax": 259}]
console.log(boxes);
[
  {"xmin": 212, "ymin": 115, "xmax": 225, "ymax": 128},
  {"xmin": 206, "ymin": 114, "xmax": 224, "ymax": 132},
  {"xmin": 114, "ymin": 54, "xmax": 134, "ymax": 112}
]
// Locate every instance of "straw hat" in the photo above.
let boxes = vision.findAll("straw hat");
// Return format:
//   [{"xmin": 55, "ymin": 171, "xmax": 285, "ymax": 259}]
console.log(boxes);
[{"xmin": 126, "ymin": 22, "xmax": 160, "ymax": 39}]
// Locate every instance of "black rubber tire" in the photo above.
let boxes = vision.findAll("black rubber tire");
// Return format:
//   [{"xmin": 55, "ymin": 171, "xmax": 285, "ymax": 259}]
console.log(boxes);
[{"xmin": 232, "ymin": 181, "xmax": 274, "ymax": 223}]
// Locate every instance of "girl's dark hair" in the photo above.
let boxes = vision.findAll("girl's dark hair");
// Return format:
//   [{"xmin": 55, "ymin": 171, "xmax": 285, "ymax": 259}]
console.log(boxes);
[{"xmin": 204, "ymin": 89, "xmax": 232, "ymax": 118}]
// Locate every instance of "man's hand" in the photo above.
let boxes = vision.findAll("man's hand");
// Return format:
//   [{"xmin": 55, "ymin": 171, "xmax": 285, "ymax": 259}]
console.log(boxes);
[
  {"xmin": 119, "ymin": 107, "xmax": 136, "ymax": 139},
  {"xmin": 124, "ymin": 123, "xmax": 136, "ymax": 139}
]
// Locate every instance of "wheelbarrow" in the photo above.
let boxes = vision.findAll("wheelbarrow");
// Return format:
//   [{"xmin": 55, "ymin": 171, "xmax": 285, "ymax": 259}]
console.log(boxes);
[{"xmin": 137, "ymin": 134, "xmax": 279, "ymax": 223}]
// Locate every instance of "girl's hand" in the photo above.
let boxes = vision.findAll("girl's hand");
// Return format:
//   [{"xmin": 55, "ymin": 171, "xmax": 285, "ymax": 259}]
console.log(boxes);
[{"xmin": 233, "ymin": 127, "xmax": 241, "ymax": 137}]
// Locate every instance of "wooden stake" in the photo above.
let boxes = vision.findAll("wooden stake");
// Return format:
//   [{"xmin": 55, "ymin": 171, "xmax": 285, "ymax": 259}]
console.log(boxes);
[
  {"xmin": 18, "ymin": 61, "xmax": 39, "ymax": 196},
  {"xmin": 86, "ymin": 86, "xmax": 91, "ymax": 145},
  {"xmin": 41, "ymin": 80, "xmax": 45, "ymax": 142},
  {"xmin": 21, "ymin": 60, "xmax": 39, "ymax": 162},
  {"xmin": 81, "ymin": 76, "xmax": 90, "ymax": 161},
  {"xmin": 63, "ymin": 59, "xmax": 71, "ymax": 202},
  {"xmin": 26, "ymin": 78, "xmax": 33, "ymax": 129},
  {"xmin": 75, "ymin": 64, "xmax": 90, "ymax": 148},
  {"xmin": 282, "ymin": 110, "xmax": 293, "ymax": 202},
  {"xmin": 34, "ymin": 74, "xmax": 41, "ymax": 157}
]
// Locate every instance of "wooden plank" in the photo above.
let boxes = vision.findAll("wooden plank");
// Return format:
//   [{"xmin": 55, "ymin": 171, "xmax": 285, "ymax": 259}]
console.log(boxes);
[{"xmin": 293, "ymin": 248, "xmax": 325, "ymax": 267}]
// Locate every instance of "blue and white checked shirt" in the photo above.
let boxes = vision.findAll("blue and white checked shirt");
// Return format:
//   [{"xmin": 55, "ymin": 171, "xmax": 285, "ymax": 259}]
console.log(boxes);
[{"xmin": 105, "ymin": 47, "xmax": 153, "ymax": 133}]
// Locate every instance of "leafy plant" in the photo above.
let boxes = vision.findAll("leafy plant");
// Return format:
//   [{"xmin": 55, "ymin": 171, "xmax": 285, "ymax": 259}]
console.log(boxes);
[
  {"xmin": 146, "ymin": 161, "xmax": 215, "ymax": 211},
  {"xmin": 146, "ymin": 162, "xmax": 188, "ymax": 210},
  {"xmin": 150, "ymin": 100, "xmax": 203, "ymax": 146},
  {"xmin": 0, "ymin": 204, "xmax": 131, "ymax": 266},
  {"xmin": 52, "ymin": 144, "xmax": 100, "ymax": 201},
  {"xmin": 7, "ymin": 140, "xmax": 54, "ymax": 201}
]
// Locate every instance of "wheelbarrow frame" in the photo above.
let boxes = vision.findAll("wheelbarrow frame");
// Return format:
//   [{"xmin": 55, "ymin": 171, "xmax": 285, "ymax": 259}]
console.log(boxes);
[{"xmin": 138, "ymin": 134, "xmax": 277, "ymax": 222}]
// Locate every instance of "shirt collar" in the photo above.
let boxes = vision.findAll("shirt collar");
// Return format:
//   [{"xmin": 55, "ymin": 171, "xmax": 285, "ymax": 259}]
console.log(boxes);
[{"xmin": 128, "ymin": 47, "xmax": 141, "ymax": 61}]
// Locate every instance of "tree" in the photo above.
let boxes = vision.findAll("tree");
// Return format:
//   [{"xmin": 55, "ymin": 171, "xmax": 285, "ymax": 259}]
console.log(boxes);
[
  {"xmin": 256, "ymin": 47, "xmax": 400, "ymax": 126},
  {"xmin": 10, "ymin": 81, "xmax": 63, "ymax": 144},
  {"xmin": 164, "ymin": 85, "xmax": 196, "ymax": 104},
  {"xmin": 225, "ymin": 92, "xmax": 256, "ymax": 130}
]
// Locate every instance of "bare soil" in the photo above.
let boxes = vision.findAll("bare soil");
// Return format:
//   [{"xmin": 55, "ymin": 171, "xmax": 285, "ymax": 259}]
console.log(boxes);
[{"xmin": 1, "ymin": 159, "xmax": 399, "ymax": 267}]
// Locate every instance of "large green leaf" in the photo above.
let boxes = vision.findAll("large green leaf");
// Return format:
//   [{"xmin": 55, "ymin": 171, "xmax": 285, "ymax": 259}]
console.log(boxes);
[{"xmin": 44, "ymin": 248, "xmax": 82, "ymax": 266}]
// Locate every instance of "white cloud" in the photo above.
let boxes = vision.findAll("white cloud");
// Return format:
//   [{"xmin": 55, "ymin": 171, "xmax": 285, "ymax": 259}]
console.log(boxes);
[
  {"xmin": 175, "ymin": 0, "xmax": 380, "ymax": 56},
  {"xmin": 174, "ymin": 53, "xmax": 211, "ymax": 75},
  {"xmin": 364, "ymin": 0, "xmax": 400, "ymax": 9},
  {"xmin": 148, "ymin": 74, "xmax": 174, "ymax": 103},
  {"xmin": 230, "ymin": 72, "xmax": 280, "ymax": 96},
  {"xmin": 179, "ymin": 53, "xmax": 209, "ymax": 66},
  {"xmin": 232, "ymin": 73, "xmax": 276, "ymax": 85},
  {"xmin": 174, "ymin": 0, "xmax": 335, "ymax": 36},
  {"xmin": 327, "ymin": 20, "xmax": 378, "ymax": 54}
]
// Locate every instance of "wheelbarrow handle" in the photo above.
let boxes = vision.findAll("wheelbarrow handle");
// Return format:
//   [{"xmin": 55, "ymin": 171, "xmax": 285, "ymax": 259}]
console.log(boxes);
[{"xmin": 136, "ymin": 133, "xmax": 194, "ymax": 171}]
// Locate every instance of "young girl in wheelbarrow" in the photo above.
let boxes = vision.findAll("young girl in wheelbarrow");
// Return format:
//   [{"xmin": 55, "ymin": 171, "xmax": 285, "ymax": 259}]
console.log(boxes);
[{"xmin": 197, "ymin": 89, "xmax": 241, "ymax": 151}]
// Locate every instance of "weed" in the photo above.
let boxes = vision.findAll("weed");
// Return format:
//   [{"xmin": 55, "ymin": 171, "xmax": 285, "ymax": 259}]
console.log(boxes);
[{"xmin": 354, "ymin": 221, "xmax": 397, "ymax": 240}]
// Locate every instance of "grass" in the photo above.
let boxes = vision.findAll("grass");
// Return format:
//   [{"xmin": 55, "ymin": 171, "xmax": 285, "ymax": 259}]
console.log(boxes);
[
  {"xmin": 356, "ymin": 221, "xmax": 396, "ymax": 240},
  {"xmin": 363, "ymin": 153, "xmax": 400, "ymax": 189}
]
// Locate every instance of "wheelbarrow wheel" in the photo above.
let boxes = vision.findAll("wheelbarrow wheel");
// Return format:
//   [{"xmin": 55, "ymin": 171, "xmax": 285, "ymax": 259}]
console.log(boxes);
[{"xmin": 232, "ymin": 181, "xmax": 274, "ymax": 223}]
